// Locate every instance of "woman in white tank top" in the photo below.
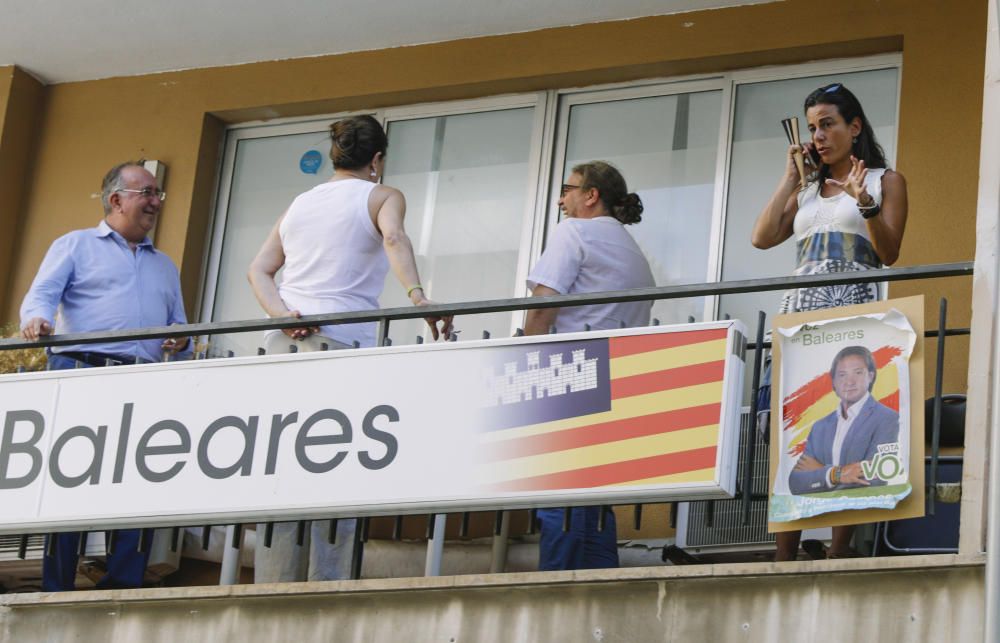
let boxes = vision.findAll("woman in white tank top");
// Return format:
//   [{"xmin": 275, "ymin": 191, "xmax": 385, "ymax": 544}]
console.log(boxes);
[
  {"xmin": 248, "ymin": 115, "xmax": 452, "ymax": 351},
  {"xmin": 751, "ymin": 83, "xmax": 908, "ymax": 562},
  {"xmin": 246, "ymin": 115, "xmax": 453, "ymax": 585}
]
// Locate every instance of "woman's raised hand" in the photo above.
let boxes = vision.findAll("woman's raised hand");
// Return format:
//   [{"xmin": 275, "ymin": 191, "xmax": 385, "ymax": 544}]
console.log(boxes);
[
  {"xmin": 783, "ymin": 144, "xmax": 803, "ymax": 187},
  {"xmin": 826, "ymin": 155, "xmax": 870, "ymax": 203}
]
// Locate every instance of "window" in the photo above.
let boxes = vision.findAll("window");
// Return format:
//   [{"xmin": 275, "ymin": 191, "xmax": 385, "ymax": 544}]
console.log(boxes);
[
  {"xmin": 551, "ymin": 83, "xmax": 726, "ymax": 325},
  {"xmin": 200, "ymin": 56, "xmax": 901, "ymax": 356},
  {"xmin": 378, "ymin": 100, "xmax": 545, "ymax": 342},
  {"xmin": 204, "ymin": 125, "xmax": 339, "ymax": 357},
  {"xmin": 717, "ymin": 66, "xmax": 900, "ymax": 325}
]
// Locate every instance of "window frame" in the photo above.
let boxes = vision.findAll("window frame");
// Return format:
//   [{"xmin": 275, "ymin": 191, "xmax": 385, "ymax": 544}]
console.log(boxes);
[
  {"xmin": 378, "ymin": 94, "xmax": 552, "ymax": 337},
  {"xmin": 546, "ymin": 77, "xmax": 732, "ymax": 323},
  {"xmin": 716, "ymin": 54, "xmax": 904, "ymax": 318}
]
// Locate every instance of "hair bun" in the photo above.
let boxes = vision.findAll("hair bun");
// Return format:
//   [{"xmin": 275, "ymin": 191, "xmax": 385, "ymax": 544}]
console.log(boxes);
[
  {"xmin": 332, "ymin": 122, "xmax": 358, "ymax": 162},
  {"xmin": 618, "ymin": 192, "xmax": 644, "ymax": 225},
  {"xmin": 328, "ymin": 116, "xmax": 388, "ymax": 170}
]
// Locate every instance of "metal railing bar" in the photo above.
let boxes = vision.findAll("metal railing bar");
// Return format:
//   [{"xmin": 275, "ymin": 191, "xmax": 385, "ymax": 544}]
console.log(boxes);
[
  {"xmin": 742, "ymin": 311, "xmax": 766, "ymax": 525},
  {"xmin": 928, "ymin": 298, "xmax": 948, "ymax": 516},
  {"xmin": 0, "ymin": 262, "xmax": 973, "ymax": 351}
]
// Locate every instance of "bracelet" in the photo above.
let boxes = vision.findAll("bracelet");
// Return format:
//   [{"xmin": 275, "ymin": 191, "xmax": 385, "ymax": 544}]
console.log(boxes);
[
  {"xmin": 406, "ymin": 284, "xmax": 424, "ymax": 298},
  {"xmin": 831, "ymin": 466, "xmax": 842, "ymax": 485},
  {"xmin": 859, "ymin": 203, "xmax": 881, "ymax": 219}
]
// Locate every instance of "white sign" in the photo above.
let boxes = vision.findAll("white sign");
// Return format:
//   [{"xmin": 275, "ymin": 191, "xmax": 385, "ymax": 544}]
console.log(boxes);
[{"xmin": 0, "ymin": 322, "xmax": 745, "ymax": 533}]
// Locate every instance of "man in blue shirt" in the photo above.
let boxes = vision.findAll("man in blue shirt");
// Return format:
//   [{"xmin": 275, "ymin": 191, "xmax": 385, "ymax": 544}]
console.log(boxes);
[{"xmin": 19, "ymin": 160, "xmax": 191, "ymax": 591}]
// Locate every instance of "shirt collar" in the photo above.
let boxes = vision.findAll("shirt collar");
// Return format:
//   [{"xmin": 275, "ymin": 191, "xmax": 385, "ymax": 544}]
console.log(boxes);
[
  {"xmin": 840, "ymin": 392, "xmax": 870, "ymax": 420},
  {"xmin": 95, "ymin": 219, "xmax": 154, "ymax": 249}
]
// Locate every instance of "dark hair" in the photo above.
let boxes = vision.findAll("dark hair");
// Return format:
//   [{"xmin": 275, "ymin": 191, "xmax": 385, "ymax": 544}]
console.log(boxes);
[
  {"xmin": 572, "ymin": 161, "xmax": 643, "ymax": 225},
  {"xmin": 803, "ymin": 83, "xmax": 888, "ymax": 186},
  {"xmin": 329, "ymin": 115, "xmax": 388, "ymax": 170},
  {"xmin": 101, "ymin": 159, "xmax": 147, "ymax": 214},
  {"xmin": 829, "ymin": 345, "xmax": 877, "ymax": 391}
]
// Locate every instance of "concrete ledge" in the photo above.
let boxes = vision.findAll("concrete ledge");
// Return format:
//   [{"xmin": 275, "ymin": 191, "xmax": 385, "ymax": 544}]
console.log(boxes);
[
  {"xmin": 2, "ymin": 552, "xmax": 985, "ymax": 607},
  {"xmin": 2, "ymin": 554, "xmax": 986, "ymax": 642}
]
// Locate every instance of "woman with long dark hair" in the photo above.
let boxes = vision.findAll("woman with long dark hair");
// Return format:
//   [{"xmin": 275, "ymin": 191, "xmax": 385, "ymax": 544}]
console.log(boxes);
[{"xmin": 751, "ymin": 83, "xmax": 908, "ymax": 561}]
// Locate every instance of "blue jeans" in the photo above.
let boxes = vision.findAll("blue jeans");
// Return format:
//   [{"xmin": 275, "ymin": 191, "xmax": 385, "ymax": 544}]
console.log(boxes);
[
  {"xmin": 42, "ymin": 353, "xmax": 153, "ymax": 591},
  {"xmin": 537, "ymin": 507, "xmax": 619, "ymax": 571}
]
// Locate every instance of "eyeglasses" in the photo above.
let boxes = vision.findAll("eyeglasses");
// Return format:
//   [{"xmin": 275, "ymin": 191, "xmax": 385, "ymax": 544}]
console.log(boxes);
[
  {"xmin": 117, "ymin": 187, "xmax": 166, "ymax": 201},
  {"xmin": 560, "ymin": 183, "xmax": 582, "ymax": 196}
]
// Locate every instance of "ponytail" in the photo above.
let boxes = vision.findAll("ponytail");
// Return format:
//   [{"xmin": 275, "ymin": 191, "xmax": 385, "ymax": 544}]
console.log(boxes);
[
  {"xmin": 572, "ymin": 161, "xmax": 643, "ymax": 225},
  {"xmin": 614, "ymin": 192, "xmax": 644, "ymax": 225}
]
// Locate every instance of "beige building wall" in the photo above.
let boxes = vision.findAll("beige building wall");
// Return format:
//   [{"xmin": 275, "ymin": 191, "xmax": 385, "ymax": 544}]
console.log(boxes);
[
  {"xmin": 0, "ymin": 66, "xmax": 45, "ymax": 328},
  {"xmin": 0, "ymin": 0, "xmax": 987, "ymax": 396}
]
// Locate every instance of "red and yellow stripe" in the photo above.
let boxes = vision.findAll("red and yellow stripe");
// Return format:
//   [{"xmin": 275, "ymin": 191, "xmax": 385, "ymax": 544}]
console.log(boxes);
[{"xmin": 480, "ymin": 329, "xmax": 730, "ymax": 491}]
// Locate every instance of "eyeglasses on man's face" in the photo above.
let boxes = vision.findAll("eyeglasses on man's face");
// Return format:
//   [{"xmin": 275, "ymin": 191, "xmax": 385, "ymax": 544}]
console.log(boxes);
[
  {"xmin": 560, "ymin": 183, "xmax": 582, "ymax": 197},
  {"xmin": 117, "ymin": 187, "xmax": 166, "ymax": 201}
]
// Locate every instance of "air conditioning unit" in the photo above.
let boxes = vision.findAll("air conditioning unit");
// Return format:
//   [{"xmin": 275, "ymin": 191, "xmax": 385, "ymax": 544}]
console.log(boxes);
[
  {"xmin": 0, "ymin": 529, "xmax": 180, "ymax": 591},
  {"xmin": 675, "ymin": 409, "xmax": 829, "ymax": 553}
]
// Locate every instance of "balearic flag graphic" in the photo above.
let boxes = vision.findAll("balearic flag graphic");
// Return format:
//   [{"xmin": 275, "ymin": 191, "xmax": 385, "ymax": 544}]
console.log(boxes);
[{"xmin": 481, "ymin": 328, "xmax": 731, "ymax": 491}]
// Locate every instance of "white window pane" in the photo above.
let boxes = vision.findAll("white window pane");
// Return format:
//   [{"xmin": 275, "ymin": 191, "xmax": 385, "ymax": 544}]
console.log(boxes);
[
  {"xmin": 382, "ymin": 108, "xmax": 536, "ymax": 342},
  {"xmin": 562, "ymin": 91, "xmax": 723, "ymax": 324},
  {"xmin": 718, "ymin": 68, "xmax": 899, "ymax": 327},
  {"xmin": 210, "ymin": 131, "xmax": 332, "ymax": 356}
]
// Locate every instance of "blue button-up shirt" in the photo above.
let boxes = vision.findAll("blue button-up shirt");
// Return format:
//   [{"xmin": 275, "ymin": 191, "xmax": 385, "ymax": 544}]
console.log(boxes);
[{"xmin": 20, "ymin": 220, "xmax": 190, "ymax": 363}]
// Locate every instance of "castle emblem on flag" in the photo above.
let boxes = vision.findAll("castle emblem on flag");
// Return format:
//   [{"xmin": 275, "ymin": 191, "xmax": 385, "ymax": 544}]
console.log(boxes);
[{"xmin": 483, "ymin": 348, "xmax": 599, "ymax": 407}]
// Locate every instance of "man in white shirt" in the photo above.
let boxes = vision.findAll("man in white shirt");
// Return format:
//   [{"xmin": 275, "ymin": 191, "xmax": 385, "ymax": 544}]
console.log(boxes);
[{"xmin": 788, "ymin": 345, "xmax": 900, "ymax": 495}]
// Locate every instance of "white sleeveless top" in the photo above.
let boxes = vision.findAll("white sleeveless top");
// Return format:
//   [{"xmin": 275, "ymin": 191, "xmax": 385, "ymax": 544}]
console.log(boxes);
[
  {"xmin": 793, "ymin": 168, "xmax": 885, "ymax": 241},
  {"xmin": 778, "ymin": 168, "xmax": 887, "ymax": 314},
  {"xmin": 277, "ymin": 179, "xmax": 388, "ymax": 347}
]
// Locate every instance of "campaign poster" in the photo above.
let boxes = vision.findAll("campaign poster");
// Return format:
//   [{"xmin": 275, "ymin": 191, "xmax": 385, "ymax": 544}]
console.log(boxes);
[{"xmin": 768, "ymin": 296, "xmax": 925, "ymax": 532}]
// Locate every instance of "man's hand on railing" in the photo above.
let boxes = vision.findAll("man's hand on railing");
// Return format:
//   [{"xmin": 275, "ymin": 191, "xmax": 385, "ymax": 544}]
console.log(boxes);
[
  {"xmin": 161, "ymin": 333, "xmax": 191, "ymax": 354},
  {"xmin": 21, "ymin": 317, "xmax": 53, "ymax": 340}
]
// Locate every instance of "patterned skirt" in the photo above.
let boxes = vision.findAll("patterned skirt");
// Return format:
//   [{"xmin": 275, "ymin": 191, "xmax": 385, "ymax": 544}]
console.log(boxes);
[{"xmin": 779, "ymin": 231, "xmax": 882, "ymax": 314}]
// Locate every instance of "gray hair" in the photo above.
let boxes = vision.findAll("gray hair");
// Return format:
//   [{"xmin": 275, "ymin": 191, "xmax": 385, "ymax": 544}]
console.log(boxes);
[{"xmin": 100, "ymin": 160, "xmax": 146, "ymax": 214}]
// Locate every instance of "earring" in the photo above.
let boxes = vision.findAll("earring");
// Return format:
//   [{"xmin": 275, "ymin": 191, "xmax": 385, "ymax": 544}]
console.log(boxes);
[
  {"xmin": 370, "ymin": 170, "xmax": 377, "ymax": 177},
  {"xmin": 852, "ymin": 137, "xmax": 857, "ymax": 144}
]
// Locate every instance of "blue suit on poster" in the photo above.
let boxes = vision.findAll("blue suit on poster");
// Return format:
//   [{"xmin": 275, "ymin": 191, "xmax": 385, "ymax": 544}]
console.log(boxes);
[{"xmin": 788, "ymin": 395, "xmax": 899, "ymax": 495}]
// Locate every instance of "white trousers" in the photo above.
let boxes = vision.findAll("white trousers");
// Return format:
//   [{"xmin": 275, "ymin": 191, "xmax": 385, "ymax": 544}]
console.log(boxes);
[{"xmin": 255, "ymin": 332, "xmax": 357, "ymax": 582}]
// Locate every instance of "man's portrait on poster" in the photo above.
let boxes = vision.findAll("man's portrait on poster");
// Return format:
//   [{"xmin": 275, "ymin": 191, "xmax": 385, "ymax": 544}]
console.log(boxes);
[{"xmin": 788, "ymin": 345, "xmax": 900, "ymax": 495}]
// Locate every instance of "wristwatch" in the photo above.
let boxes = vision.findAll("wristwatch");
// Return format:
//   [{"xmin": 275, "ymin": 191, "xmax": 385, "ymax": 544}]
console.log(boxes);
[
  {"xmin": 860, "ymin": 203, "xmax": 881, "ymax": 219},
  {"xmin": 857, "ymin": 194, "xmax": 880, "ymax": 219}
]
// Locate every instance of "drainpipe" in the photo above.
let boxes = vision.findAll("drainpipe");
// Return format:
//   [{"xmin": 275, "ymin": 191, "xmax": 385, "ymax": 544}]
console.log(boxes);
[{"xmin": 984, "ymin": 2, "xmax": 1000, "ymax": 641}]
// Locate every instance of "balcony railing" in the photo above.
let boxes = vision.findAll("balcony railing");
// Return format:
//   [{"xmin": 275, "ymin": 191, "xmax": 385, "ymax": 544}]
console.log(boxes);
[{"xmin": 0, "ymin": 261, "xmax": 975, "ymax": 586}]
